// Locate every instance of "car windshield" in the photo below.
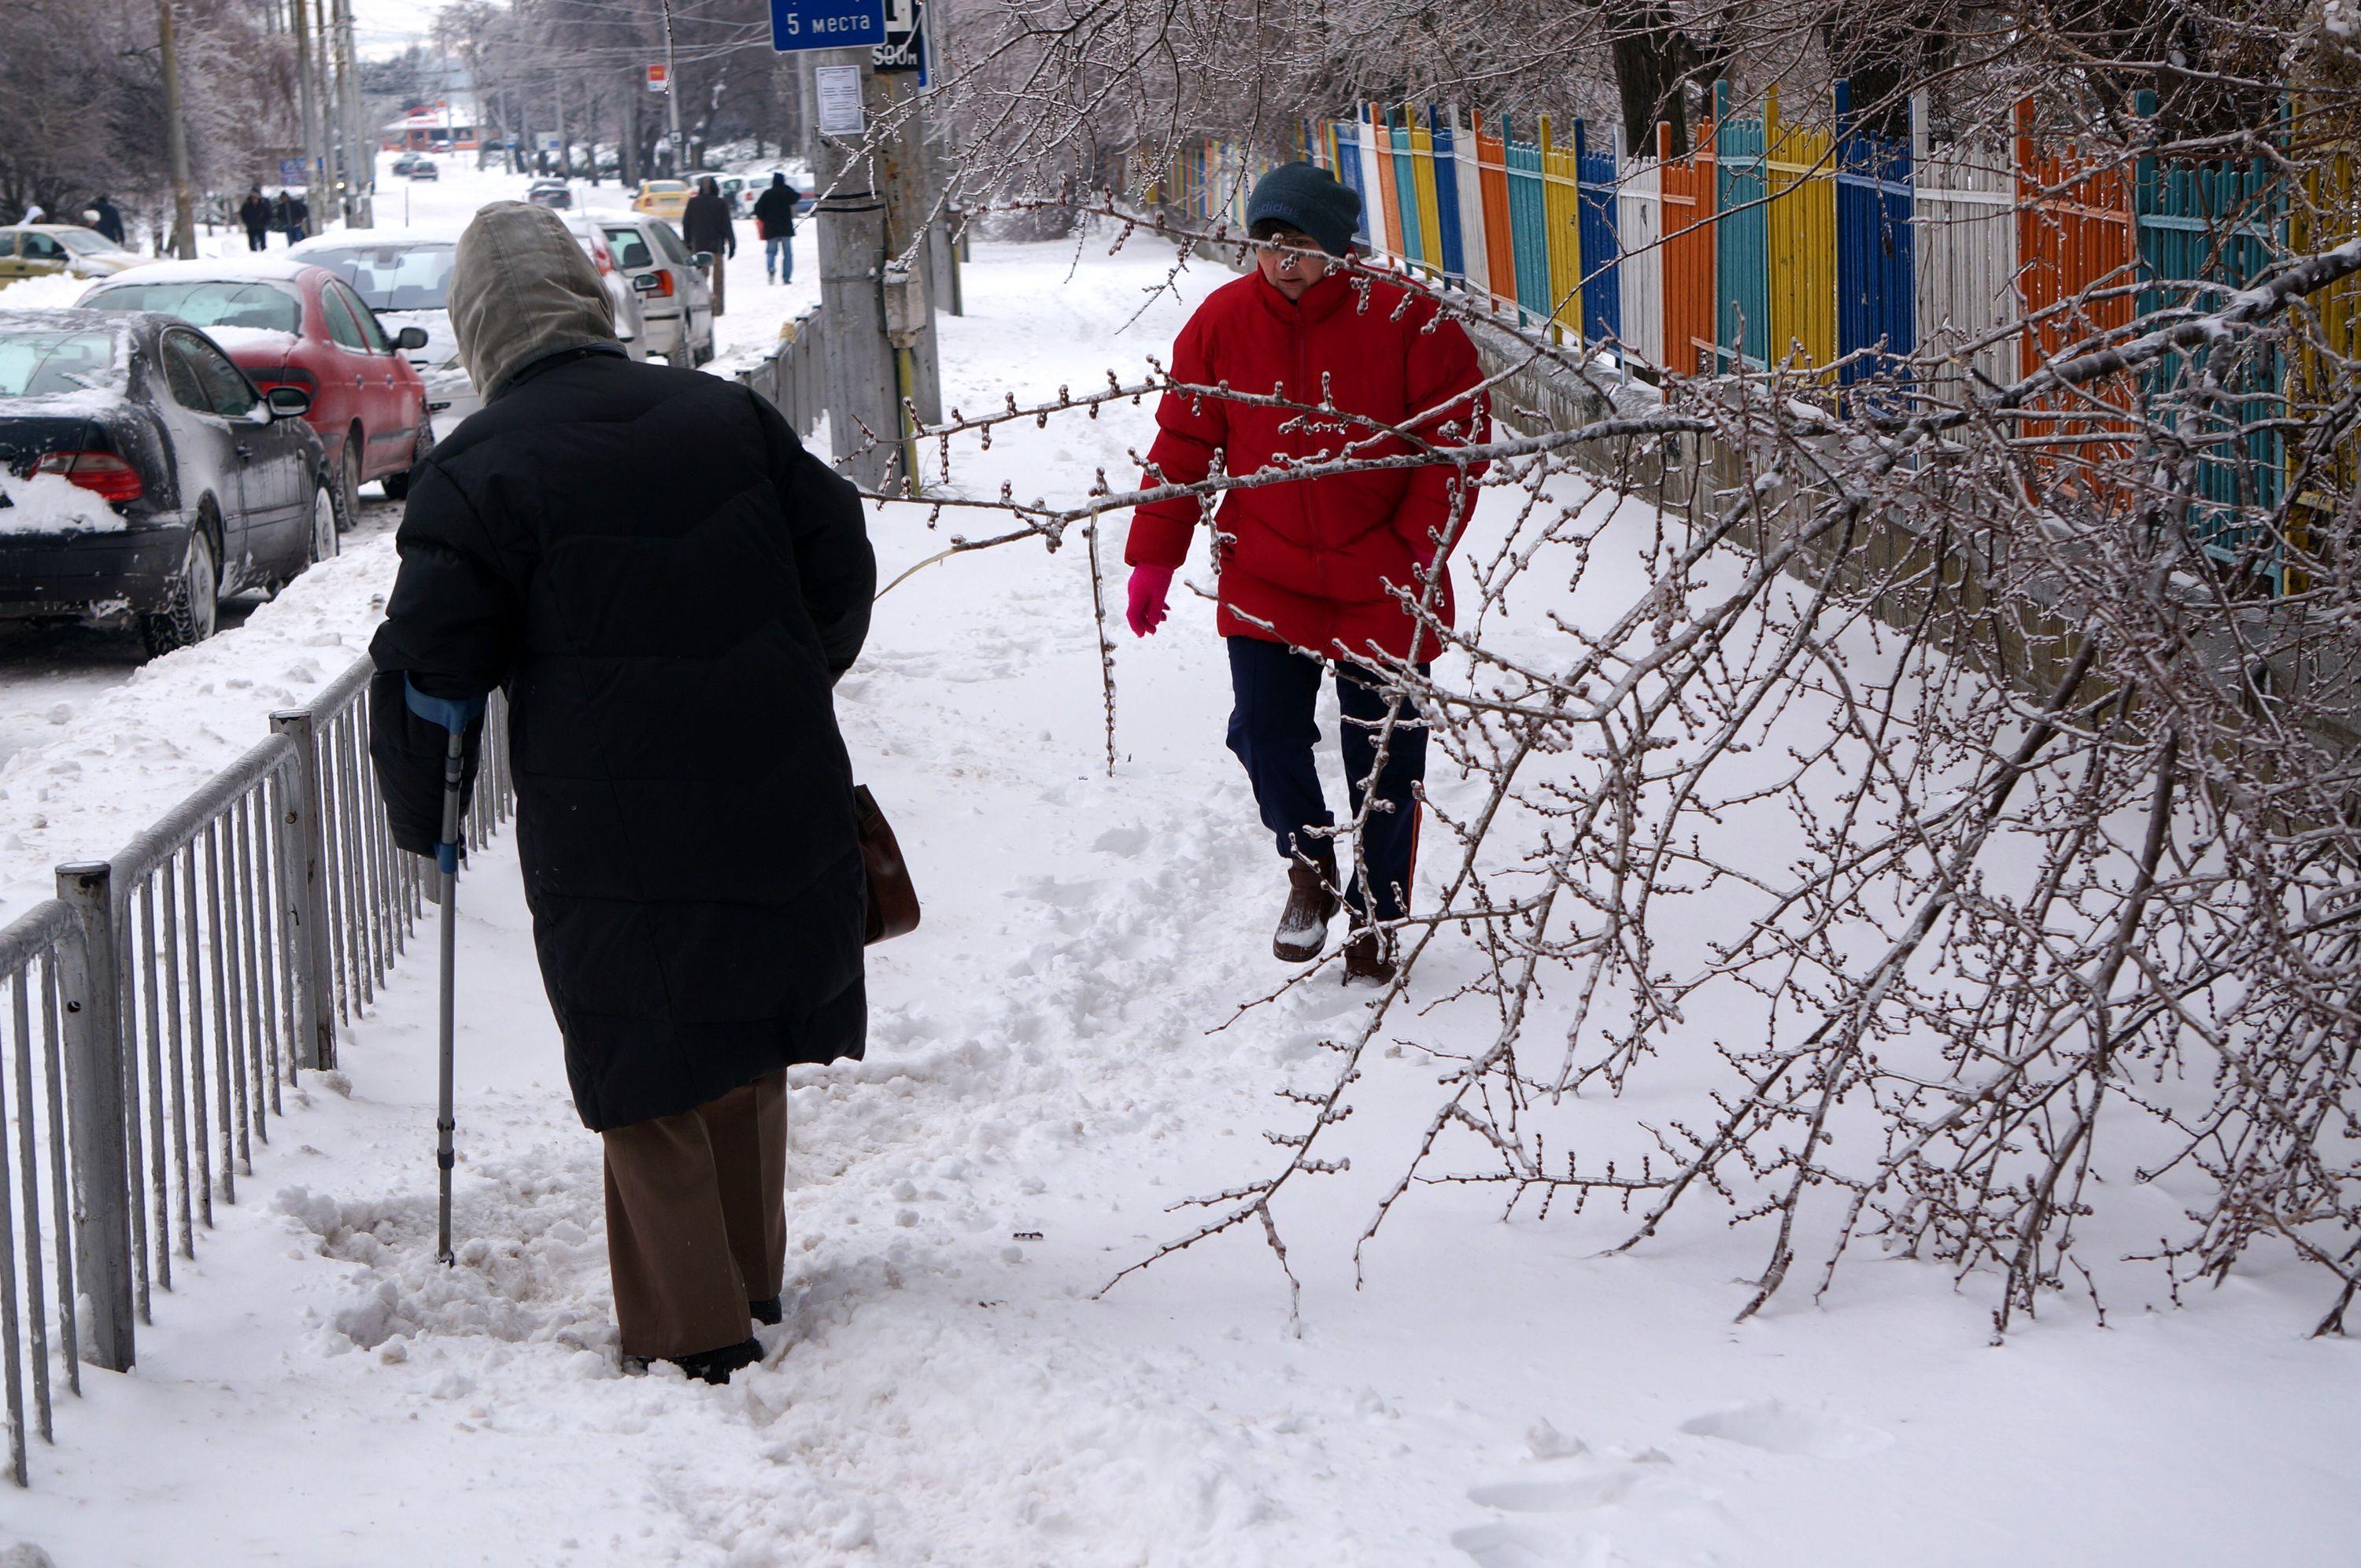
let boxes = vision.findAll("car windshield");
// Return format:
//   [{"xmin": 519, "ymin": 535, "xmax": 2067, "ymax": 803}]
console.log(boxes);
[
  {"xmin": 85, "ymin": 279, "xmax": 301, "ymax": 334},
  {"xmin": 645, "ymin": 183, "xmax": 687, "ymax": 194},
  {"xmin": 53, "ymin": 230, "xmax": 123, "ymax": 256},
  {"xmin": 0, "ymin": 328, "xmax": 120, "ymax": 397},
  {"xmin": 300, "ymin": 242, "xmax": 456, "ymax": 312}
]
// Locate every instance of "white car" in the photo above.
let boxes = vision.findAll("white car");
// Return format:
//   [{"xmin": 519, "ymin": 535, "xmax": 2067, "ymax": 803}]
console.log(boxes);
[
  {"xmin": 289, "ymin": 226, "xmax": 479, "ymax": 427},
  {"xmin": 597, "ymin": 216, "xmax": 714, "ymax": 368},
  {"xmin": 556, "ymin": 212, "xmax": 650, "ymax": 363}
]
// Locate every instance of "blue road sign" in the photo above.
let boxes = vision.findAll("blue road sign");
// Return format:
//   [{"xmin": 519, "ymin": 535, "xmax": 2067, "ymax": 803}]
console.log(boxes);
[
  {"xmin": 279, "ymin": 157, "xmax": 305, "ymax": 186},
  {"xmin": 771, "ymin": 0, "xmax": 884, "ymax": 51}
]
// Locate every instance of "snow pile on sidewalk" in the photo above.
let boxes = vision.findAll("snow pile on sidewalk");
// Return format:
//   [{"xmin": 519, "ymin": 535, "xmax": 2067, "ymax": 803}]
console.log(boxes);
[{"xmin": 2, "ymin": 236, "xmax": 2356, "ymax": 1566}]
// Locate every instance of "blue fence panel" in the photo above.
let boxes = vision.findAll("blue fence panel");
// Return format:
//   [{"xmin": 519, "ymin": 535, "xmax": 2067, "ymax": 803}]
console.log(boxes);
[
  {"xmin": 1506, "ymin": 126, "xmax": 1552, "ymax": 328},
  {"xmin": 1713, "ymin": 83, "xmax": 1768, "ymax": 369},
  {"xmin": 1834, "ymin": 83, "xmax": 1916, "ymax": 388},
  {"xmin": 2135, "ymin": 108, "xmax": 2287, "ymax": 580},
  {"xmin": 1430, "ymin": 106, "xmax": 1467, "ymax": 285},
  {"xmin": 1575, "ymin": 120, "xmax": 1623, "ymax": 345}
]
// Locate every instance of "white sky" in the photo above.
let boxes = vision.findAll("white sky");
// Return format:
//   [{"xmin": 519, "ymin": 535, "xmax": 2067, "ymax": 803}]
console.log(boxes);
[{"xmin": 349, "ymin": 0, "xmax": 456, "ymax": 61}]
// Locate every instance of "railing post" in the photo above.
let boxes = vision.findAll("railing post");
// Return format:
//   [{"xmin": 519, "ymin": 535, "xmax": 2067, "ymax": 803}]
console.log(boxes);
[
  {"xmin": 53, "ymin": 861, "xmax": 133, "ymax": 1374},
  {"xmin": 270, "ymin": 710, "xmax": 337, "ymax": 1072}
]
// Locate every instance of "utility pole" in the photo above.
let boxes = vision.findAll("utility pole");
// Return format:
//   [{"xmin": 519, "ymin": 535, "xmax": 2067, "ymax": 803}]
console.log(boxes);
[
  {"xmin": 292, "ymin": 0, "xmax": 326, "ymax": 236},
  {"xmin": 660, "ymin": 0, "xmax": 684, "ymax": 175},
  {"xmin": 874, "ymin": 70, "xmax": 940, "ymax": 426},
  {"xmin": 157, "ymin": 0, "xmax": 196, "ymax": 258},
  {"xmin": 807, "ymin": 47, "xmax": 900, "ymax": 489},
  {"xmin": 336, "ymin": 0, "xmax": 371, "ymax": 226}
]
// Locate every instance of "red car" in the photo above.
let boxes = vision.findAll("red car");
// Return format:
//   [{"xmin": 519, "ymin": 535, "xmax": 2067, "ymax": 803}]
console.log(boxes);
[{"xmin": 78, "ymin": 258, "xmax": 433, "ymax": 522}]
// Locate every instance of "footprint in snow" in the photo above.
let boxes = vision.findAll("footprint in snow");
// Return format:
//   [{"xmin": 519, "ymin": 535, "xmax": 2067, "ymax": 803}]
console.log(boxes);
[{"xmin": 1678, "ymin": 1398, "xmax": 1893, "ymax": 1459}]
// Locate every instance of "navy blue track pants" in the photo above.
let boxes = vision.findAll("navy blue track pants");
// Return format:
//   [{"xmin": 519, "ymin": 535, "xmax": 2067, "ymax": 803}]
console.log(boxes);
[{"xmin": 1224, "ymin": 635, "xmax": 1426, "ymax": 922}]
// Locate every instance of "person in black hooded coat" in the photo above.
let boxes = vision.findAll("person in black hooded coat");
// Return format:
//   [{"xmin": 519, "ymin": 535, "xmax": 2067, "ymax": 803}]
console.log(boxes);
[{"xmin": 368, "ymin": 201, "xmax": 873, "ymax": 1382}]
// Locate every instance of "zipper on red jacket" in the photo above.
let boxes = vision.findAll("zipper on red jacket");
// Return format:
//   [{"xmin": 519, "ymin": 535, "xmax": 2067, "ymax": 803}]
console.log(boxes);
[{"xmin": 1295, "ymin": 312, "xmax": 1328, "ymax": 611}]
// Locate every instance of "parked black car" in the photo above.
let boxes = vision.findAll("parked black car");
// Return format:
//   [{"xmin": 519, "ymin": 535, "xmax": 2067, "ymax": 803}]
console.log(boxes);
[
  {"xmin": 527, "ymin": 179, "xmax": 574, "ymax": 210},
  {"xmin": 0, "ymin": 307, "xmax": 338, "ymax": 655}
]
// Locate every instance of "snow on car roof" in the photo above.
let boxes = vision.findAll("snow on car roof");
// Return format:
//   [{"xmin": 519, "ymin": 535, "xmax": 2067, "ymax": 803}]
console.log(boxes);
[
  {"xmin": 292, "ymin": 224, "xmax": 467, "ymax": 250},
  {"xmin": 88, "ymin": 256, "xmax": 317, "ymax": 286},
  {"xmin": 0, "ymin": 305, "xmax": 132, "ymax": 333}
]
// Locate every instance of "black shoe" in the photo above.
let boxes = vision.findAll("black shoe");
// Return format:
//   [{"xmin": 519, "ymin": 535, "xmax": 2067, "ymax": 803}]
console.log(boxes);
[
  {"xmin": 667, "ymin": 1337, "xmax": 763, "ymax": 1385},
  {"xmin": 749, "ymin": 1293, "xmax": 783, "ymax": 1326}
]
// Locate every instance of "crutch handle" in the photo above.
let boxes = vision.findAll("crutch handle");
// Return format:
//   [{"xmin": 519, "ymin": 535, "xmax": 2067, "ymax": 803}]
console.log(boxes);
[
  {"xmin": 404, "ymin": 678, "xmax": 486, "ymax": 874},
  {"xmin": 401, "ymin": 679, "xmax": 486, "ymax": 737}
]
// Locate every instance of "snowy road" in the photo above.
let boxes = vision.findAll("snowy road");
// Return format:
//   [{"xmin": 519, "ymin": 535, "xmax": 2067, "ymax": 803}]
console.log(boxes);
[{"xmin": 4, "ymin": 184, "xmax": 2360, "ymax": 1565}]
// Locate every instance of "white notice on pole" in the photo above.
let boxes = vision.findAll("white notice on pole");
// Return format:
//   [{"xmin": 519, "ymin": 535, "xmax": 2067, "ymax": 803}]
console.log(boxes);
[{"xmin": 814, "ymin": 64, "xmax": 865, "ymax": 136}]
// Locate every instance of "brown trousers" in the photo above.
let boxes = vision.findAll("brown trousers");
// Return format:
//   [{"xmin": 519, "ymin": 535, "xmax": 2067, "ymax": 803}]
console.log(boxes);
[{"xmin": 601, "ymin": 1068, "xmax": 787, "ymax": 1360}]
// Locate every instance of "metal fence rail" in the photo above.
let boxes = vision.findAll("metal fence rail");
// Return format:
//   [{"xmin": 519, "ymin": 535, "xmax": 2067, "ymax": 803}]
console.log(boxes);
[
  {"xmin": 0, "ymin": 655, "xmax": 515, "ymax": 1485},
  {"xmin": 734, "ymin": 306, "xmax": 827, "ymax": 443}
]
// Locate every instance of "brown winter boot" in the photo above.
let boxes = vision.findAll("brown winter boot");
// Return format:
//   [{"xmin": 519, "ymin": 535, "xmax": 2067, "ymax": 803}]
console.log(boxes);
[
  {"xmin": 1341, "ymin": 925, "xmax": 1397, "ymax": 987},
  {"xmin": 1273, "ymin": 844, "xmax": 1342, "ymax": 962}
]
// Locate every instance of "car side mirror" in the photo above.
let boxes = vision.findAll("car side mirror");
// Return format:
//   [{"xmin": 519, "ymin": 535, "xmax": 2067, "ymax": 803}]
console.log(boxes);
[
  {"xmin": 394, "ymin": 326, "xmax": 429, "ymax": 351},
  {"xmin": 266, "ymin": 385, "xmax": 312, "ymax": 419},
  {"xmin": 691, "ymin": 252, "xmax": 714, "ymax": 268},
  {"xmin": 630, "ymin": 272, "xmax": 660, "ymax": 293}
]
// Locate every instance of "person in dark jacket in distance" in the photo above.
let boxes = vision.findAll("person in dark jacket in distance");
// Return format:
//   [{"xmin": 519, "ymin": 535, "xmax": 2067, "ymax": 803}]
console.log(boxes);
[
  {"xmin": 368, "ymin": 201, "xmax": 874, "ymax": 1386},
  {"xmin": 89, "ymin": 195, "xmax": 125, "ymax": 245},
  {"xmin": 238, "ymin": 187, "xmax": 271, "ymax": 251},
  {"xmin": 681, "ymin": 175, "xmax": 735, "ymax": 317},
  {"xmin": 752, "ymin": 172, "xmax": 800, "ymax": 285}
]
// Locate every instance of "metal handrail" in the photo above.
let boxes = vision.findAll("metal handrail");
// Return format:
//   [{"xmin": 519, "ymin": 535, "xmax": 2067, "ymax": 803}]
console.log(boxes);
[
  {"xmin": 737, "ymin": 305, "xmax": 826, "ymax": 442},
  {"xmin": 0, "ymin": 653, "xmax": 515, "ymax": 1485}
]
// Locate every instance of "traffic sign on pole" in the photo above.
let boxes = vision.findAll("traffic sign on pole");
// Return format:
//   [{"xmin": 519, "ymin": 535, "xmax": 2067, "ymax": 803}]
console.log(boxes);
[
  {"xmin": 645, "ymin": 63, "xmax": 668, "ymax": 91},
  {"xmin": 874, "ymin": 0, "xmax": 925, "ymax": 77},
  {"xmin": 770, "ymin": 0, "xmax": 885, "ymax": 51}
]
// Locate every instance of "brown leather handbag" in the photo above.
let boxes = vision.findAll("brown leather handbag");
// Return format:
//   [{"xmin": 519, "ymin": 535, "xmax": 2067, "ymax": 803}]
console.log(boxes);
[{"xmin": 855, "ymin": 784, "xmax": 921, "ymax": 945}]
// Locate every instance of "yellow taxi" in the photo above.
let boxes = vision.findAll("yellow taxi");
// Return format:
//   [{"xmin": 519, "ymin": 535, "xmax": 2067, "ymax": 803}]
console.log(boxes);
[
  {"xmin": 0, "ymin": 225, "xmax": 145, "ymax": 288},
  {"xmin": 631, "ymin": 181, "xmax": 693, "ymax": 223}
]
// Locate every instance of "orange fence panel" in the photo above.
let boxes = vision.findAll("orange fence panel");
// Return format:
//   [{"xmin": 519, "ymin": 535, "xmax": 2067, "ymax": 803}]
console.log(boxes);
[
  {"xmin": 1476, "ymin": 114, "xmax": 1519, "ymax": 306},
  {"xmin": 1661, "ymin": 120, "xmax": 1717, "ymax": 377}
]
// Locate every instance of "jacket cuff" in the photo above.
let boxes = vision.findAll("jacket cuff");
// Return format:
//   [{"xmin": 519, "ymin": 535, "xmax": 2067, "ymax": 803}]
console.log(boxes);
[{"xmin": 1124, "ymin": 507, "xmax": 1196, "ymax": 569}]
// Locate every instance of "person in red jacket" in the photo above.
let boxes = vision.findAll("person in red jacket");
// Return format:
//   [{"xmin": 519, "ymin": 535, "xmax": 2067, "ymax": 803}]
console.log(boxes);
[{"xmin": 1125, "ymin": 161, "xmax": 1487, "ymax": 983}]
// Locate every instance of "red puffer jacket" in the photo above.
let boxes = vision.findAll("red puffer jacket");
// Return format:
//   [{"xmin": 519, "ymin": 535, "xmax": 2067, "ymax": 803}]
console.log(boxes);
[{"xmin": 1124, "ymin": 266, "xmax": 1488, "ymax": 662}]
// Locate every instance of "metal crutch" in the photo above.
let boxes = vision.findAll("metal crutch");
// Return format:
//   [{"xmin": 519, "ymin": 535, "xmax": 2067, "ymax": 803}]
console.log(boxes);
[{"xmin": 405, "ymin": 679, "xmax": 484, "ymax": 1267}]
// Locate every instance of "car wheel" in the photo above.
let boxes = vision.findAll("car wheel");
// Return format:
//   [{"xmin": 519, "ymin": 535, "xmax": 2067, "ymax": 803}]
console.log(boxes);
[
  {"xmin": 139, "ymin": 525, "xmax": 220, "ymax": 657},
  {"xmin": 379, "ymin": 421, "xmax": 435, "ymax": 501},
  {"xmin": 306, "ymin": 481, "xmax": 340, "ymax": 566},
  {"xmin": 338, "ymin": 434, "xmax": 364, "ymax": 529}
]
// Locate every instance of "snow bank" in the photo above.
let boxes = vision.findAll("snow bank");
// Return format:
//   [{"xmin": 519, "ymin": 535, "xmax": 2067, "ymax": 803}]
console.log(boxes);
[
  {"xmin": 0, "ymin": 273, "xmax": 94, "ymax": 311},
  {"xmin": 0, "ymin": 525, "xmax": 397, "ymax": 923}
]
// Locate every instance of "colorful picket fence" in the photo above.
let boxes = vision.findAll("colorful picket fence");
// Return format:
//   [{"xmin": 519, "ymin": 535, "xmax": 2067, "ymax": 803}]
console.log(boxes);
[{"xmin": 1162, "ymin": 82, "xmax": 2342, "ymax": 588}]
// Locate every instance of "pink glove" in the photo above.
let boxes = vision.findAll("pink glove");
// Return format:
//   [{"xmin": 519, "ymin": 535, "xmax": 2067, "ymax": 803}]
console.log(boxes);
[{"xmin": 1126, "ymin": 564, "xmax": 1175, "ymax": 637}]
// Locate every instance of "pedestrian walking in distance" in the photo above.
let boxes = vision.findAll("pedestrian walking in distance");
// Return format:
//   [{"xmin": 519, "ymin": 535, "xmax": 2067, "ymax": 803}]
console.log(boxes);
[
  {"xmin": 753, "ymin": 172, "xmax": 800, "ymax": 285},
  {"xmin": 1123, "ymin": 161, "xmax": 1487, "ymax": 986},
  {"xmin": 368, "ymin": 201, "xmax": 875, "ymax": 1385},
  {"xmin": 682, "ymin": 175, "xmax": 736, "ymax": 318},
  {"xmin": 272, "ymin": 189, "xmax": 307, "ymax": 247},
  {"xmin": 238, "ymin": 186, "xmax": 271, "ymax": 252},
  {"xmin": 88, "ymin": 194, "xmax": 125, "ymax": 245}
]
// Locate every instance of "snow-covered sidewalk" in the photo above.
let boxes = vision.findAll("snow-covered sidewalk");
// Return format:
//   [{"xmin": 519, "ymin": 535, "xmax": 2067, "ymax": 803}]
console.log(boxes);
[{"xmin": 6, "ymin": 238, "xmax": 2358, "ymax": 1566}]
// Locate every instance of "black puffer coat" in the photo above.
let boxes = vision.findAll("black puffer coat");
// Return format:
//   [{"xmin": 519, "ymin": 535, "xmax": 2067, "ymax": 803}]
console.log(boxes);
[{"xmin": 369, "ymin": 348, "xmax": 874, "ymax": 1130}]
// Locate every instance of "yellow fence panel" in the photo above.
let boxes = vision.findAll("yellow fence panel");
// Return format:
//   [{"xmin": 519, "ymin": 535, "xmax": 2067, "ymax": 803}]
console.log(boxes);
[
  {"xmin": 1540, "ymin": 116, "xmax": 1583, "ymax": 339},
  {"xmin": 1411, "ymin": 114, "xmax": 1446, "ymax": 276},
  {"xmin": 1767, "ymin": 90, "xmax": 1838, "ymax": 371}
]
